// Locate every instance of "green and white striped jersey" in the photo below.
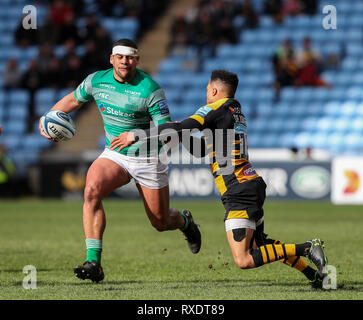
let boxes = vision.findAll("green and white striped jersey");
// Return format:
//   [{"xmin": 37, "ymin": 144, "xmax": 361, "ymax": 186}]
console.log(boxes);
[{"xmin": 74, "ymin": 68, "xmax": 171, "ymax": 156}]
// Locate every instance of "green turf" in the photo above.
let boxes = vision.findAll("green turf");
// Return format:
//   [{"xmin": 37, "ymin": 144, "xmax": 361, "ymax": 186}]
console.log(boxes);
[{"xmin": 0, "ymin": 199, "xmax": 362, "ymax": 300}]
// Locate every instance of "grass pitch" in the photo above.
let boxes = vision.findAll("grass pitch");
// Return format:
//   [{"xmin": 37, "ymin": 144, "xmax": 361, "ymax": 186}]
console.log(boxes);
[{"xmin": 0, "ymin": 198, "xmax": 362, "ymax": 300}]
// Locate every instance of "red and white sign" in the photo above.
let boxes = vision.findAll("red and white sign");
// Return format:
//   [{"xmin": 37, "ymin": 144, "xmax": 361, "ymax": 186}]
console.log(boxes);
[{"xmin": 331, "ymin": 157, "xmax": 363, "ymax": 204}]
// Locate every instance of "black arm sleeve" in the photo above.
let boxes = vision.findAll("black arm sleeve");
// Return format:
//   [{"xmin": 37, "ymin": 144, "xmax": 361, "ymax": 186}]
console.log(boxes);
[{"xmin": 139, "ymin": 117, "xmax": 207, "ymax": 157}]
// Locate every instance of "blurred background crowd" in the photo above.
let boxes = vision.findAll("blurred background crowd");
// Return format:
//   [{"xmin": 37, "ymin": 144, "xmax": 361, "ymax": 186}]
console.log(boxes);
[{"xmin": 1, "ymin": 0, "xmax": 363, "ymax": 197}]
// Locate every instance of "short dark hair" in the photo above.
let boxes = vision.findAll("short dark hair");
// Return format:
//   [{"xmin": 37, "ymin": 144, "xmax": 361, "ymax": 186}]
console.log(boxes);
[
  {"xmin": 210, "ymin": 70, "xmax": 239, "ymax": 97},
  {"xmin": 113, "ymin": 38, "xmax": 138, "ymax": 49}
]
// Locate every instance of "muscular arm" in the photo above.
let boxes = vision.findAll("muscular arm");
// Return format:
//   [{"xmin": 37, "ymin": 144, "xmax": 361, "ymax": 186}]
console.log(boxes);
[
  {"xmin": 39, "ymin": 91, "xmax": 83, "ymax": 139},
  {"xmin": 50, "ymin": 91, "xmax": 83, "ymax": 113},
  {"xmin": 110, "ymin": 117, "xmax": 208, "ymax": 157}
]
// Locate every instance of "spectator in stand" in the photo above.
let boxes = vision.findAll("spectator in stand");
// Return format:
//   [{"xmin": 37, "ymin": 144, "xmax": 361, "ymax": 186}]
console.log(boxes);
[
  {"xmin": 57, "ymin": 11, "xmax": 81, "ymax": 45},
  {"xmin": 0, "ymin": 144, "xmax": 17, "ymax": 198},
  {"xmin": 14, "ymin": 12, "xmax": 38, "ymax": 47},
  {"xmin": 272, "ymin": 38, "xmax": 295, "ymax": 80},
  {"xmin": 21, "ymin": 60, "xmax": 42, "ymax": 123},
  {"xmin": 78, "ymin": 15, "xmax": 100, "ymax": 44},
  {"xmin": 213, "ymin": 0, "xmax": 238, "ymax": 43},
  {"xmin": 300, "ymin": 0, "xmax": 318, "ymax": 15},
  {"xmin": 191, "ymin": 8, "xmax": 217, "ymax": 58},
  {"xmin": 60, "ymin": 38, "xmax": 77, "ymax": 66},
  {"xmin": 240, "ymin": 0, "xmax": 259, "ymax": 29},
  {"xmin": 21, "ymin": 60, "xmax": 42, "ymax": 93},
  {"xmin": 47, "ymin": 58, "xmax": 63, "ymax": 88},
  {"xmin": 50, "ymin": 0, "xmax": 73, "ymax": 26},
  {"xmin": 283, "ymin": 0, "xmax": 303, "ymax": 17},
  {"xmin": 98, "ymin": 0, "xmax": 124, "ymax": 17},
  {"xmin": 168, "ymin": 9, "xmax": 190, "ymax": 55},
  {"xmin": 37, "ymin": 43, "xmax": 56, "ymax": 85},
  {"xmin": 263, "ymin": 0, "xmax": 283, "ymax": 23},
  {"xmin": 94, "ymin": 27, "xmax": 113, "ymax": 69},
  {"xmin": 81, "ymin": 40, "xmax": 102, "ymax": 75},
  {"xmin": 63, "ymin": 55, "xmax": 83, "ymax": 88},
  {"xmin": 272, "ymin": 39, "xmax": 299, "ymax": 99},
  {"xmin": 295, "ymin": 37, "xmax": 330, "ymax": 87},
  {"xmin": 3, "ymin": 59, "xmax": 21, "ymax": 90}
]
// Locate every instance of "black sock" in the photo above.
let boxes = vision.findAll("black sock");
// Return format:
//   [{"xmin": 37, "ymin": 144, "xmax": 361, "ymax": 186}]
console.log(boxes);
[{"xmin": 295, "ymin": 242, "xmax": 311, "ymax": 257}]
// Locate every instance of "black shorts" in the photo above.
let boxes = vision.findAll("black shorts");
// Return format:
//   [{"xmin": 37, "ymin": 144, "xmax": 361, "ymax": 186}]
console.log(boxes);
[{"xmin": 222, "ymin": 177, "xmax": 267, "ymax": 222}]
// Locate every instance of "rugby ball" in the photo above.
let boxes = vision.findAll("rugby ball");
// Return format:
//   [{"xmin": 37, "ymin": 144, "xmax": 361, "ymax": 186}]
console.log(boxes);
[{"xmin": 41, "ymin": 110, "xmax": 76, "ymax": 142}]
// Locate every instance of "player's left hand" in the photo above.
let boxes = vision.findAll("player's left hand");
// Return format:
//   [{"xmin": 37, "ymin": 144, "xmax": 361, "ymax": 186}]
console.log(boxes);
[{"xmin": 110, "ymin": 131, "xmax": 135, "ymax": 151}]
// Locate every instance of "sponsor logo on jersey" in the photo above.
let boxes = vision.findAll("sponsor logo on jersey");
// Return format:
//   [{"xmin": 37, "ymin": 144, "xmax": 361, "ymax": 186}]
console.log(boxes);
[
  {"xmin": 98, "ymin": 103, "xmax": 105, "ymax": 112},
  {"xmin": 158, "ymin": 99, "xmax": 170, "ymax": 115},
  {"xmin": 106, "ymin": 106, "xmax": 135, "ymax": 118},
  {"xmin": 125, "ymin": 89, "xmax": 141, "ymax": 96},
  {"xmin": 194, "ymin": 105, "xmax": 213, "ymax": 118},
  {"xmin": 100, "ymin": 83, "xmax": 116, "ymax": 90},
  {"xmin": 98, "ymin": 92, "xmax": 110, "ymax": 100},
  {"xmin": 242, "ymin": 163, "xmax": 257, "ymax": 176}
]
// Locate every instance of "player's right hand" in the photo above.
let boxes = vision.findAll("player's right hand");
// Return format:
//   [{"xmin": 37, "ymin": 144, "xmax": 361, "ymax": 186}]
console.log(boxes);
[{"xmin": 38, "ymin": 117, "xmax": 55, "ymax": 141}]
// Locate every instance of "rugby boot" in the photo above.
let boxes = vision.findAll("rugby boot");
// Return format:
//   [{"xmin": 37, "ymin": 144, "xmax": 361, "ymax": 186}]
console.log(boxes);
[
  {"xmin": 181, "ymin": 210, "xmax": 201, "ymax": 254},
  {"xmin": 74, "ymin": 260, "xmax": 104, "ymax": 283},
  {"xmin": 305, "ymin": 239, "xmax": 328, "ymax": 277},
  {"xmin": 310, "ymin": 270, "xmax": 325, "ymax": 290}
]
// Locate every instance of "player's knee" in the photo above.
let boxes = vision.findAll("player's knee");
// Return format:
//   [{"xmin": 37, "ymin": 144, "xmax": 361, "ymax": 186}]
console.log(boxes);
[
  {"xmin": 234, "ymin": 256, "xmax": 254, "ymax": 269},
  {"xmin": 84, "ymin": 183, "xmax": 103, "ymax": 203}
]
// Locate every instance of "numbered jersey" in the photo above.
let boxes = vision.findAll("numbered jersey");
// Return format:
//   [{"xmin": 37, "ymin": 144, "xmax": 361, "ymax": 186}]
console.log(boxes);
[
  {"xmin": 74, "ymin": 68, "xmax": 171, "ymax": 156},
  {"xmin": 187, "ymin": 98, "xmax": 260, "ymax": 197}
]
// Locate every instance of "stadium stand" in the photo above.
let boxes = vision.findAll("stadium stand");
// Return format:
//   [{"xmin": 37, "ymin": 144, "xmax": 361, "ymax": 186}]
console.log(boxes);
[
  {"xmin": 0, "ymin": 0, "xmax": 168, "ymax": 177},
  {"xmin": 0, "ymin": 0, "xmax": 362, "ymax": 181},
  {"xmin": 157, "ymin": 0, "xmax": 363, "ymax": 157}
]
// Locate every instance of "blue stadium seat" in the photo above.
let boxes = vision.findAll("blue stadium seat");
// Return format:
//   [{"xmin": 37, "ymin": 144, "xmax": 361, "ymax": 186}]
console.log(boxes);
[
  {"xmin": 294, "ymin": 131, "xmax": 313, "ymax": 148},
  {"xmin": 351, "ymin": 118, "xmax": 363, "ymax": 132},
  {"xmin": 283, "ymin": 118, "xmax": 302, "ymax": 132},
  {"xmin": 279, "ymin": 132, "xmax": 297, "ymax": 148},
  {"xmin": 0, "ymin": 134, "xmax": 23, "ymax": 151},
  {"xmin": 301, "ymin": 117, "xmax": 318, "ymax": 131},
  {"xmin": 58, "ymin": 88, "xmax": 73, "ymax": 100},
  {"xmin": 334, "ymin": 117, "xmax": 351, "ymax": 132},
  {"xmin": 323, "ymin": 101, "xmax": 341, "ymax": 116},
  {"xmin": 183, "ymin": 89, "xmax": 204, "ymax": 105},
  {"xmin": 340, "ymin": 101, "xmax": 358, "ymax": 116},
  {"xmin": 164, "ymin": 88, "xmax": 183, "ymax": 104},
  {"xmin": 35, "ymin": 103, "xmax": 53, "ymax": 117},
  {"xmin": 8, "ymin": 89, "xmax": 30, "ymax": 104},
  {"xmin": 347, "ymin": 44, "xmax": 363, "ymax": 56},
  {"xmin": 280, "ymin": 87, "xmax": 297, "ymax": 101},
  {"xmin": 23, "ymin": 133, "xmax": 52, "ymax": 150},
  {"xmin": 2, "ymin": 120, "xmax": 27, "ymax": 134},
  {"xmin": 316, "ymin": 116, "xmax": 334, "ymax": 133},
  {"xmin": 159, "ymin": 58, "xmax": 182, "ymax": 73},
  {"xmin": 7, "ymin": 103, "xmax": 28, "ymax": 119},
  {"xmin": 309, "ymin": 132, "xmax": 329, "ymax": 149},
  {"xmin": 119, "ymin": 18, "xmax": 139, "ymax": 34},
  {"xmin": 35, "ymin": 88, "xmax": 57, "ymax": 105}
]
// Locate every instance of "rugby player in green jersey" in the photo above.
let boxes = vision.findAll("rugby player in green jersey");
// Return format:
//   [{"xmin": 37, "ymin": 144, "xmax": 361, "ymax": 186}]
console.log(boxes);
[
  {"xmin": 115, "ymin": 70, "xmax": 328, "ymax": 289},
  {"xmin": 39, "ymin": 39, "xmax": 201, "ymax": 282}
]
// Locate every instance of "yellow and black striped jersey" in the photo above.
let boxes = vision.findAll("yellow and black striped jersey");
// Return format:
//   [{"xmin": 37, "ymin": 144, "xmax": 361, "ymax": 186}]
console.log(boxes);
[
  {"xmin": 186, "ymin": 97, "xmax": 260, "ymax": 197},
  {"xmin": 142, "ymin": 97, "xmax": 260, "ymax": 198}
]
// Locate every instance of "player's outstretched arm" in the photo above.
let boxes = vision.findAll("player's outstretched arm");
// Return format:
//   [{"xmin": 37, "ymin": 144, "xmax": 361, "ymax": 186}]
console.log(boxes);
[
  {"xmin": 110, "ymin": 117, "xmax": 205, "ymax": 153},
  {"xmin": 39, "ymin": 91, "xmax": 83, "ymax": 140}
]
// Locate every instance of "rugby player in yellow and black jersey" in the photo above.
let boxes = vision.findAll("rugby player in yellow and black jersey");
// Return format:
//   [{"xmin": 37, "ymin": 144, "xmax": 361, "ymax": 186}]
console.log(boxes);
[{"xmin": 114, "ymin": 70, "xmax": 328, "ymax": 288}]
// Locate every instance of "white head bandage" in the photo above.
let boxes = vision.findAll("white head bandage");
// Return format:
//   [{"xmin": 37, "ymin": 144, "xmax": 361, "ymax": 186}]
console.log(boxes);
[{"xmin": 112, "ymin": 45, "xmax": 139, "ymax": 57}]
